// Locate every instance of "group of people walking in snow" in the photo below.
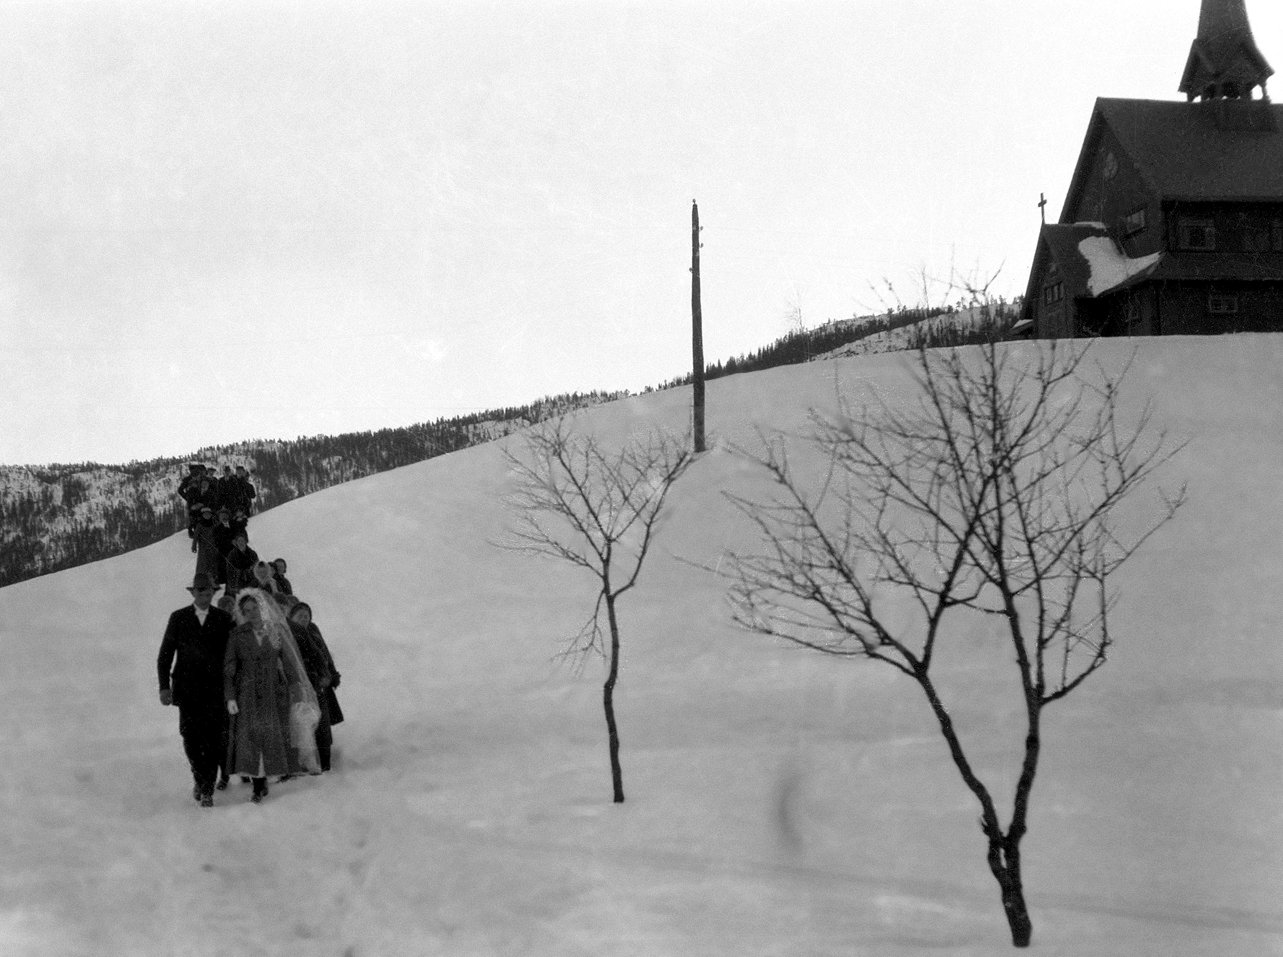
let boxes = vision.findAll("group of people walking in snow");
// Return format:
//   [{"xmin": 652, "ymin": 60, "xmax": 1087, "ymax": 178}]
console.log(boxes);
[
  {"xmin": 157, "ymin": 552, "xmax": 344, "ymax": 807},
  {"xmin": 181, "ymin": 462, "xmax": 269, "ymax": 598},
  {"xmin": 178, "ymin": 461, "xmax": 256, "ymax": 536}
]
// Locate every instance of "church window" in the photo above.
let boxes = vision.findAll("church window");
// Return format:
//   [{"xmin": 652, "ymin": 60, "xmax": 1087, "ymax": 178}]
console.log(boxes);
[
  {"xmin": 1123, "ymin": 207, "xmax": 1147, "ymax": 236},
  {"xmin": 1208, "ymin": 293, "xmax": 1239, "ymax": 314},
  {"xmin": 1178, "ymin": 218, "xmax": 1216, "ymax": 251}
]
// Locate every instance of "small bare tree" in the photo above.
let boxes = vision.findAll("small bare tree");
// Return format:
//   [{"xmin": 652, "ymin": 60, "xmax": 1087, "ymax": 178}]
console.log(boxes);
[
  {"xmin": 720, "ymin": 340, "xmax": 1184, "ymax": 947},
  {"xmin": 503, "ymin": 418, "xmax": 693, "ymax": 803}
]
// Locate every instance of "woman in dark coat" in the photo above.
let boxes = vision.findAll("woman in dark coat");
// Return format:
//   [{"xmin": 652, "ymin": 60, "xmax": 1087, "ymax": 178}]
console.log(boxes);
[
  {"xmin": 223, "ymin": 533, "xmax": 258, "ymax": 598},
  {"xmin": 212, "ymin": 508, "xmax": 237, "ymax": 588},
  {"xmin": 192, "ymin": 507, "xmax": 220, "ymax": 580},
  {"xmin": 224, "ymin": 590, "xmax": 320, "ymax": 802},
  {"xmin": 270, "ymin": 558, "xmax": 294, "ymax": 596},
  {"xmin": 286, "ymin": 602, "xmax": 343, "ymax": 771}
]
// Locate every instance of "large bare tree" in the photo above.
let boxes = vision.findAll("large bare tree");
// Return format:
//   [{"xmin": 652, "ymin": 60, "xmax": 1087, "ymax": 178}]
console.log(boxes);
[
  {"xmin": 720, "ymin": 340, "xmax": 1184, "ymax": 947},
  {"xmin": 503, "ymin": 418, "xmax": 692, "ymax": 803}
]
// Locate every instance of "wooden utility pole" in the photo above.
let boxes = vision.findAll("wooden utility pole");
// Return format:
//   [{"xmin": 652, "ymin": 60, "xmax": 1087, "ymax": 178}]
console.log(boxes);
[{"xmin": 691, "ymin": 200, "xmax": 706, "ymax": 453}]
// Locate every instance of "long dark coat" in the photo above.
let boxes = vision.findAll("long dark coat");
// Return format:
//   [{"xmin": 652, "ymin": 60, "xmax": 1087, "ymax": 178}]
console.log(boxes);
[
  {"xmin": 223, "ymin": 624, "xmax": 292, "ymax": 777},
  {"xmin": 218, "ymin": 475, "xmax": 240, "ymax": 510},
  {"xmin": 158, "ymin": 605, "xmax": 235, "ymax": 710},
  {"xmin": 192, "ymin": 519, "xmax": 220, "ymax": 579},
  {"xmin": 189, "ymin": 477, "xmax": 222, "ymax": 514},
  {"xmin": 303, "ymin": 621, "xmax": 343, "ymax": 725},
  {"xmin": 212, "ymin": 522, "xmax": 236, "ymax": 585},
  {"xmin": 224, "ymin": 545, "xmax": 259, "ymax": 596},
  {"xmin": 290, "ymin": 621, "xmax": 333, "ymax": 750},
  {"xmin": 158, "ymin": 604, "xmax": 234, "ymax": 793}
]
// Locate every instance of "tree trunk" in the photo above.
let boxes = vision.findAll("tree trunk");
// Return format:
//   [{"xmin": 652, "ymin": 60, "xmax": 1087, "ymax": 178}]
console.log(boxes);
[
  {"xmin": 987, "ymin": 840, "xmax": 1033, "ymax": 947},
  {"xmin": 918, "ymin": 668, "xmax": 1035, "ymax": 946},
  {"xmin": 603, "ymin": 595, "xmax": 625, "ymax": 803}
]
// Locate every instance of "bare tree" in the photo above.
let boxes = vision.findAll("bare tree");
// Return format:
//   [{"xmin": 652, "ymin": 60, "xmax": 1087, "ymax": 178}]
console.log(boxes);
[
  {"xmin": 503, "ymin": 418, "xmax": 693, "ymax": 803},
  {"xmin": 719, "ymin": 340, "xmax": 1184, "ymax": 947}
]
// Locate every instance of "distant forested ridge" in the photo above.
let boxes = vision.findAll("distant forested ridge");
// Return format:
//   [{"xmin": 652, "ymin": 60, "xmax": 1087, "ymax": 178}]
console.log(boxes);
[
  {"xmin": 0, "ymin": 392, "xmax": 621, "ymax": 589},
  {"xmin": 1, "ymin": 298, "xmax": 1021, "ymax": 589}
]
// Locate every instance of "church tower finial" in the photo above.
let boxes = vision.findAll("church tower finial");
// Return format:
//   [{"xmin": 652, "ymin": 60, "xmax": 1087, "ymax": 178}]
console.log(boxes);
[{"xmin": 1180, "ymin": 0, "xmax": 1274, "ymax": 101}]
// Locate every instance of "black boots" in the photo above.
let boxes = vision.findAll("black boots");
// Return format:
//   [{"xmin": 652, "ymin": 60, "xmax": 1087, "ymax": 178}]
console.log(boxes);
[{"xmin": 250, "ymin": 777, "xmax": 269, "ymax": 803}]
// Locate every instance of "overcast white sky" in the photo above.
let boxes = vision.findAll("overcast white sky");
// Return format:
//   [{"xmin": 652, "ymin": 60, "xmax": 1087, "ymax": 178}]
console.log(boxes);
[{"xmin": 2, "ymin": 0, "xmax": 1279, "ymax": 465}]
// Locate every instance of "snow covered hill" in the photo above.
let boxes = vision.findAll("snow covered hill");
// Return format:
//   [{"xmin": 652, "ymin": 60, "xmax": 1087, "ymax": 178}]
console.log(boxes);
[{"xmin": 1, "ymin": 337, "xmax": 1281, "ymax": 956}]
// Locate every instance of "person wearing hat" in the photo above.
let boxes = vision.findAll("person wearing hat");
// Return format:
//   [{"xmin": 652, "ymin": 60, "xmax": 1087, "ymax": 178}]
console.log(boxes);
[
  {"xmin": 212, "ymin": 508, "xmax": 237, "ymax": 591},
  {"xmin": 217, "ymin": 465, "xmax": 239, "ymax": 513},
  {"xmin": 157, "ymin": 573, "xmax": 236, "ymax": 807},
  {"xmin": 177, "ymin": 464, "xmax": 205, "ymax": 538},
  {"xmin": 232, "ymin": 465, "xmax": 257, "ymax": 516},
  {"xmin": 192, "ymin": 505, "xmax": 220, "ymax": 581}
]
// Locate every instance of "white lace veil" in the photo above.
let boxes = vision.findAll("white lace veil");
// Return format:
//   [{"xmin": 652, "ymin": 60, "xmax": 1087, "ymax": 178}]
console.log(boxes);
[{"xmin": 234, "ymin": 588, "xmax": 321, "ymax": 773}]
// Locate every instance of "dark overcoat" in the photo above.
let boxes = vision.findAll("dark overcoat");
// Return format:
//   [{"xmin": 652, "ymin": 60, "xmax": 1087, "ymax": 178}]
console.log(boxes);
[
  {"xmin": 192, "ymin": 519, "xmax": 220, "ymax": 579},
  {"xmin": 158, "ymin": 605, "xmax": 235, "ymax": 709},
  {"xmin": 224, "ymin": 545, "xmax": 259, "ymax": 596},
  {"xmin": 290, "ymin": 621, "xmax": 334, "ymax": 747},
  {"xmin": 304, "ymin": 621, "xmax": 343, "ymax": 725}
]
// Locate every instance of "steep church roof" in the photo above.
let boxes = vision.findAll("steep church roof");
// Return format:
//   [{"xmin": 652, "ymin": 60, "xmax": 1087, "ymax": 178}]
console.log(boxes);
[
  {"xmin": 1061, "ymin": 97, "xmax": 1283, "ymax": 220},
  {"xmin": 1178, "ymin": 0, "xmax": 1273, "ymax": 101}
]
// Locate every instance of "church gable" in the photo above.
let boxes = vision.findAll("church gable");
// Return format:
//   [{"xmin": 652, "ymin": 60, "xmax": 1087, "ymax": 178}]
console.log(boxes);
[{"xmin": 1061, "ymin": 115, "xmax": 1160, "ymax": 254}]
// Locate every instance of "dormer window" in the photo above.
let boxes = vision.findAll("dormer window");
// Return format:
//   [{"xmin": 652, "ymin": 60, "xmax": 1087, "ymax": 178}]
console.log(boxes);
[{"xmin": 1178, "ymin": 218, "xmax": 1217, "ymax": 251}]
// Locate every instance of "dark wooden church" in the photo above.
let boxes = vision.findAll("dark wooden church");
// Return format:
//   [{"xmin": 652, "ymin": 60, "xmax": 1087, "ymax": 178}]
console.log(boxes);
[{"xmin": 1020, "ymin": 0, "xmax": 1283, "ymax": 338}]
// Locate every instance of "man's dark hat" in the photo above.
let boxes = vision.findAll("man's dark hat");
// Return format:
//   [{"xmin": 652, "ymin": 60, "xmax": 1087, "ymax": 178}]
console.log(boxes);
[{"xmin": 187, "ymin": 572, "xmax": 216, "ymax": 592}]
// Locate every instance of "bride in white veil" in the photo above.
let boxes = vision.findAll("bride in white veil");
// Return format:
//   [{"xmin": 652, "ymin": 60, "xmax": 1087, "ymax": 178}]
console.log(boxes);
[{"xmin": 228, "ymin": 588, "xmax": 322, "ymax": 781}]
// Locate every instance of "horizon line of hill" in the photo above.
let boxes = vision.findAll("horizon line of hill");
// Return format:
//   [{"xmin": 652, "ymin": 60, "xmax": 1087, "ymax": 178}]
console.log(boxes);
[{"xmin": 0, "ymin": 299, "xmax": 1019, "ymax": 590}]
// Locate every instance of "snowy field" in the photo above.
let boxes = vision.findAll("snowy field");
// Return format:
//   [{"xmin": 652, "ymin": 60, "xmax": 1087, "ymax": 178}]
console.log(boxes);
[{"xmin": 2, "ymin": 337, "xmax": 1282, "ymax": 956}]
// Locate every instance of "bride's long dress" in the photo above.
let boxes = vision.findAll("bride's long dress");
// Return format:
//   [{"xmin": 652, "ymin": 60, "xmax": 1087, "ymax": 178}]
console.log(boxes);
[{"xmin": 224, "ymin": 589, "xmax": 320, "ymax": 776}]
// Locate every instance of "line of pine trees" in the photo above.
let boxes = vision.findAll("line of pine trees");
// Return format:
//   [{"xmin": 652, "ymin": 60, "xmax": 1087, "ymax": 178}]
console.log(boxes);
[
  {"xmin": 1, "ymin": 302, "xmax": 1021, "ymax": 591},
  {"xmin": 0, "ymin": 390, "xmax": 625, "ymax": 590}
]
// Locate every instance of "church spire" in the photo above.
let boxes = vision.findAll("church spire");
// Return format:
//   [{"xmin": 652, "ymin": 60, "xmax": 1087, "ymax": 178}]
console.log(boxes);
[{"xmin": 1179, "ymin": 0, "xmax": 1273, "ymax": 101}]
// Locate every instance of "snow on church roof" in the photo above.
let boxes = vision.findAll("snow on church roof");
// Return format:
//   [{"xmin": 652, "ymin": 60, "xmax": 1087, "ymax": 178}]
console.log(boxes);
[{"xmin": 1077, "ymin": 236, "xmax": 1164, "ymax": 296}]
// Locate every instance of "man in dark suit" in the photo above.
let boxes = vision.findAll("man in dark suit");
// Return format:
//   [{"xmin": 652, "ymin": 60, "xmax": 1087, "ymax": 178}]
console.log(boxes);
[{"xmin": 157, "ymin": 572, "xmax": 235, "ymax": 807}]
